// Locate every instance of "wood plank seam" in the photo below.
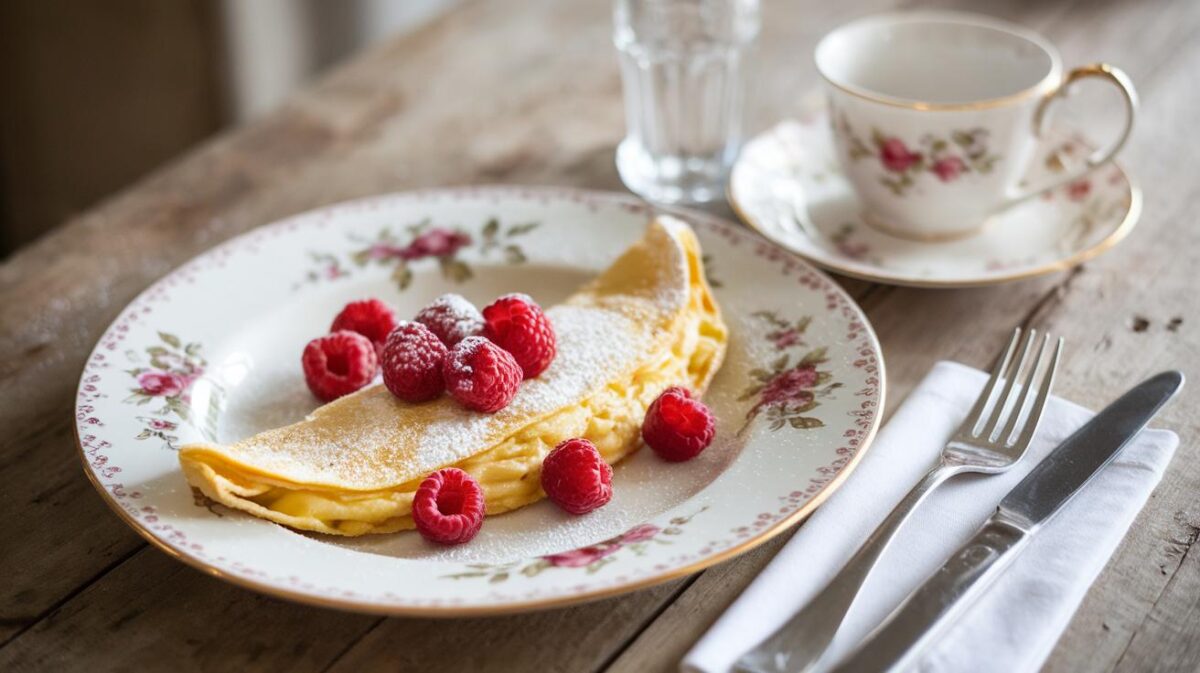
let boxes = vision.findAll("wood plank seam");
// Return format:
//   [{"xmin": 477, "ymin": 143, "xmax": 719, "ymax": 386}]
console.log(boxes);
[
  {"xmin": 0, "ymin": 266, "xmax": 1074, "ymax": 658},
  {"xmin": 0, "ymin": 542, "xmax": 144, "ymax": 650},
  {"xmin": 1017, "ymin": 266, "xmax": 1086, "ymax": 330},
  {"xmin": 0, "ymin": 415, "xmax": 70, "ymax": 474},
  {"xmin": 593, "ymin": 573, "xmax": 706, "ymax": 673},
  {"xmin": 315, "ymin": 617, "xmax": 388, "ymax": 673},
  {"xmin": 1109, "ymin": 514, "xmax": 1200, "ymax": 672},
  {"xmin": 4, "ymin": 0, "xmax": 1198, "ymax": 668}
]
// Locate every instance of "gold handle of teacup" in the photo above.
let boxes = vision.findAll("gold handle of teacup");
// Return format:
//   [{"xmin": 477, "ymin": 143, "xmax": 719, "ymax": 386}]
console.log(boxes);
[{"xmin": 1006, "ymin": 63, "xmax": 1138, "ymax": 205}]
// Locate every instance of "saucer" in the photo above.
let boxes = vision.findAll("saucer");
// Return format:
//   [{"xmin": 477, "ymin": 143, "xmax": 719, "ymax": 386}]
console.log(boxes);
[{"xmin": 728, "ymin": 109, "xmax": 1141, "ymax": 288}]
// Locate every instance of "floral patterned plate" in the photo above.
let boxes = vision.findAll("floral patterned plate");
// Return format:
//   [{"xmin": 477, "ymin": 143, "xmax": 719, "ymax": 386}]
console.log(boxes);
[
  {"xmin": 76, "ymin": 187, "xmax": 883, "ymax": 615},
  {"xmin": 729, "ymin": 107, "xmax": 1141, "ymax": 287}
]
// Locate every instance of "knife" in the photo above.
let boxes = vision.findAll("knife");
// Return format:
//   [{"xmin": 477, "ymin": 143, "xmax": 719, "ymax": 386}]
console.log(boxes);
[{"xmin": 830, "ymin": 370, "xmax": 1184, "ymax": 673}]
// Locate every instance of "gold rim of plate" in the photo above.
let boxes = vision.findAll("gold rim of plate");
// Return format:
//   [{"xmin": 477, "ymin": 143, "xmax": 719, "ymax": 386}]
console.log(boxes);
[{"xmin": 75, "ymin": 187, "xmax": 888, "ymax": 616}]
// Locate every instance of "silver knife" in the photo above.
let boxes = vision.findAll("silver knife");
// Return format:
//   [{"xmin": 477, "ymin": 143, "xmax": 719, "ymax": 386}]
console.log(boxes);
[{"xmin": 830, "ymin": 370, "xmax": 1184, "ymax": 673}]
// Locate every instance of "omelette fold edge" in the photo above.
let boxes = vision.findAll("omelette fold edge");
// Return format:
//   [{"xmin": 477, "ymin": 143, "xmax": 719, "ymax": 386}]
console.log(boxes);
[{"xmin": 179, "ymin": 216, "xmax": 728, "ymax": 536}]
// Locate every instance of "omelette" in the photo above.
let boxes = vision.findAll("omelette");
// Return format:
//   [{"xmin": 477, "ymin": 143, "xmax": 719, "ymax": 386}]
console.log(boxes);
[{"xmin": 179, "ymin": 216, "xmax": 728, "ymax": 536}]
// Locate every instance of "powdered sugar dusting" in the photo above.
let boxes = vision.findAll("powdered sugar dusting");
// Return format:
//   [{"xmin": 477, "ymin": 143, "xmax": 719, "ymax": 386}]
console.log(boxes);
[
  {"xmin": 200, "ymin": 303, "xmax": 650, "ymax": 488},
  {"xmin": 189, "ymin": 218, "xmax": 692, "ymax": 489},
  {"xmin": 412, "ymin": 304, "xmax": 641, "ymax": 467},
  {"xmin": 443, "ymin": 336, "xmax": 496, "ymax": 396},
  {"xmin": 414, "ymin": 293, "xmax": 484, "ymax": 346},
  {"xmin": 498, "ymin": 292, "xmax": 534, "ymax": 303}
]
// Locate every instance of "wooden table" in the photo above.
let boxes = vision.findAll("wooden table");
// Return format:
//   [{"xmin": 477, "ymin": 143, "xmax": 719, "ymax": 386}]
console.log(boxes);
[{"xmin": 2, "ymin": 0, "xmax": 1197, "ymax": 670}]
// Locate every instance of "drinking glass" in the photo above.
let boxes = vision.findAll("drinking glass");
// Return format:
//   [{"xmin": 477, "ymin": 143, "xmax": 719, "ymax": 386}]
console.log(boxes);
[{"xmin": 614, "ymin": 0, "xmax": 760, "ymax": 205}]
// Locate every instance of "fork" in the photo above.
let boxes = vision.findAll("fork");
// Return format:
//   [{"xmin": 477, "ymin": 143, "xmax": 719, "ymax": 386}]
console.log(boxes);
[{"xmin": 734, "ymin": 327, "xmax": 1063, "ymax": 673}]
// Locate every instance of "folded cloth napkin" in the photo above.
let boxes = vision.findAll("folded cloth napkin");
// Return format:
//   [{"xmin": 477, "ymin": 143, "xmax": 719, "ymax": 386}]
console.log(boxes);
[{"xmin": 683, "ymin": 361, "xmax": 1179, "ymax": 673}]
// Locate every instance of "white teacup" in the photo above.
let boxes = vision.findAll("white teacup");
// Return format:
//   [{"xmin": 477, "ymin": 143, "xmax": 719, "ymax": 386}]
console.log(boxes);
[{"xmin": 815, "ymin": 11, "xmax": 1137, "ymax": 240}]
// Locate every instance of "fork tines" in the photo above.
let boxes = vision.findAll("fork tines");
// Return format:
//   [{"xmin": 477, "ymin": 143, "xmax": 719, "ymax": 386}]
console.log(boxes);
[{"xmin": 961, "ymin": 327, "xmax": 1063, "ymax": 449}]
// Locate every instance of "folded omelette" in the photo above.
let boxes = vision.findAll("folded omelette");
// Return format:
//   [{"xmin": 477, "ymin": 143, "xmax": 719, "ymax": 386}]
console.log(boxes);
[{"xmin": 179, "ymin": 216, "xmax": 728, "ymax": 536}]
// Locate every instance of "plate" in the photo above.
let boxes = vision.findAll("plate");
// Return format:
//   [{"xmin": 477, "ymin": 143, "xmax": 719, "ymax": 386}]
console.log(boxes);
[
  {"xmin": 76, "ymin": 187, "xmax": 884, "ymax": 615},
  {"xmin": 729, "ymin": 110, "xmax": 1141, "ymax": 288}
]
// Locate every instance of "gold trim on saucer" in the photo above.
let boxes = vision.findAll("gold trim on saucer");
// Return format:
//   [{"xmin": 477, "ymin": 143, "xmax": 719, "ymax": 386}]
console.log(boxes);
[{"xmin": 727, "ymin": 166, "xmax": 1142, "ymax": 289}]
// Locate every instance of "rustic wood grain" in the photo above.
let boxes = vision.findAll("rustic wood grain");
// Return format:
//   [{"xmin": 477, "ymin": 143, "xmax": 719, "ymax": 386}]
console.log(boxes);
[
  {"xmin": 1111, "ymin": 524, "xmax": 1200, "ymax": 673},
  {"xmin": 605, "ymin": 530, "xmax": 804, "ymax": 673},
  {"xmin": 1036, "ymin": 5, "xmax": 1200, "ymax": 667},
  {"xmin": 0, "ymin": 420, "xmax": 144, "ymax": 644},
  {"xmin": 0, "ymin": 549, "xmax": 381, "ymax": 673},
  {"xmin": 610, "ymin": 0, "xmax": 1200, "ymax": 669},
  {"xmin": 321, "ymin": 582, "xmax": 691, "ymax": 673},
  {"xmin": 0, "ymin": 0, "xmax": 1197, "ymax": 670}
]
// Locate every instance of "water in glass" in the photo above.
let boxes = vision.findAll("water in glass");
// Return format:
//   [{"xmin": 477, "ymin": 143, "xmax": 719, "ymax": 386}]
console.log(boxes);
[{"xmin": 614, "ymin": 0, "xmax": 759, "ymax": 205}]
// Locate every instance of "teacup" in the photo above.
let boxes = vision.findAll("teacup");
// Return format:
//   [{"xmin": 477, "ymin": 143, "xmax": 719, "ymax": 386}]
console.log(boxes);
[{"xmin": 815, "ymin": 11, "xmax": 1137, "ymax": 241}]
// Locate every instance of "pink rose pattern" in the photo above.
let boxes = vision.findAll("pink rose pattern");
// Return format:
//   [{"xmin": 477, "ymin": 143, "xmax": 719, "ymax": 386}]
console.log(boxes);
[
  {"xmin": 880, "ymin": 138, "xmax": 921, "ymax": 173},
  {"xmin": 137, "ymin": 371, "xmax": 186, "ymax": 397},
  {"xmin": 444, "ymin": 513, "xmax": 702, "ymax": 582},
  {"xmin": 932, "ymin": 156, "xmax": 967, "ymax": 182},
  {"xmin": 830, "ymin": 223, "xmax": 873, "ymax": 263},
  {"xmin": 619, "ymin": 523, "xmax": 662, "ymax": 544},
  {"xmin": 542, "ymin": 544, "xmax": 621, "ymax": 568},
  {"xmin": 1039, "ymin": 140, "xmax": 1102, "ymax": 207},
  {"xmin": 1067, "ymin": 179, "xmax": 1092, "ymax": 202},
  {"xmin": 75, "ymin": 189, "xmax": 885, "ymax": 607},
  {"xmin": 834, "ymin": 112, "xmax": 1001, "ymax": 196},
  {"xmin": 301, "ymin": 252, "xmax": 349, "ymax": 284},
  {"xmin": 769, "ymin": 327, "xmax": 804, "ymax": 350},
  {"xmin": 401, "ymin": 228, "xmax": 473, "ymax": 259},
  {"xmin": 125, "ymin": 331, "xmax": 221, "ymax": 449},
  {"xmin": 300, "ymin": 217, "xmax": 538, "ymax": 291},
  {"xmin": 739, "ymin": 311, "xmax": 841, "ymax": 433}
]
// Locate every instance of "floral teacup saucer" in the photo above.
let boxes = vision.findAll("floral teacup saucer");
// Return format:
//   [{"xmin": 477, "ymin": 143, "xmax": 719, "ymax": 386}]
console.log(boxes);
[{"xmin": 729, "ymin": 110, "xmax": 1141, "ymax": 287}]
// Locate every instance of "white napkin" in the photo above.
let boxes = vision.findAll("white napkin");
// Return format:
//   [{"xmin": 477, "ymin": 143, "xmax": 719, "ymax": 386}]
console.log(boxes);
[{"xmin": 683, "ymin": 361, "xmax": 1179, "ymax": 673}]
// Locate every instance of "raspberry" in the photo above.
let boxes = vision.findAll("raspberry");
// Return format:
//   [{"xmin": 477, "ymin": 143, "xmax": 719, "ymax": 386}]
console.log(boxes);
[
  {"xmin": 442, "ymin": 336, "xmax": 522, "ymax": 413},
  {"xmin": 330, "ymin": 299, "xmax": 397, "ymax": 356},
  {"xmin": 412, "ymin": 468, "xmax": 485, "ymax": 545},
  {"xmin": 540, "ymin": 438, "xmax": 613, "ymax": 515},
  {"xmin": 414, "ymin": 293, "xmax": 485, "ymax": 347},
  {"xmin": 381, "ymin": 321, "xmax": 449, "ymax": 402},
  {"xmin": 482, "ymin": 294, "xmax": 557, "ymax": 379},
  {"xmin": 301, "ymin": 331, "xmax": 378, "ymax": 402},
  {"xmin": 642, "ymin": 387, "xmax": 716, "ymax": 462}
]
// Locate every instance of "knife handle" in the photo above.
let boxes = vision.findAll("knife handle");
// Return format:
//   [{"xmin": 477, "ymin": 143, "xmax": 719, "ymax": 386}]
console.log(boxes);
[{"xmin": 830, "ymin": 516, "xmax": 1030, "ymax": 673}]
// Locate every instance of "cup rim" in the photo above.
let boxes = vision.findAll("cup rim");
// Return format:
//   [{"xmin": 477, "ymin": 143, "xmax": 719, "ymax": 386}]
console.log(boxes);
[{"xmin": 814, "ymin": 11, "xmax": 1063, "ymax": 111}]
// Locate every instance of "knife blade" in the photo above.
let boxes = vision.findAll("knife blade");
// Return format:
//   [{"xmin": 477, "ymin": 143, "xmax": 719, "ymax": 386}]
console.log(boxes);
[{"xmin": 830, "ymin": 370, "xmax": 1184, "ymax": 673}]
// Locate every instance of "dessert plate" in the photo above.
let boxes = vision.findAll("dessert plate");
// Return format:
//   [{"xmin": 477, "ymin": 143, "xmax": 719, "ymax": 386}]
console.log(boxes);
[
  {"xmin": 729, "ymin": 109, "xmax": 1141, "ymax": 287},
  {"xmin": 76, "ymin": 187, "xmax": 883, "ymax": 615}
]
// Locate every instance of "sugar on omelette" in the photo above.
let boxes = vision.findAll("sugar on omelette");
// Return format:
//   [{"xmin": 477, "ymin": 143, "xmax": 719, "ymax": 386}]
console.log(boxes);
[{"xmin": 179, "ymin": 216, "xmax": 728, "ymax": 536}]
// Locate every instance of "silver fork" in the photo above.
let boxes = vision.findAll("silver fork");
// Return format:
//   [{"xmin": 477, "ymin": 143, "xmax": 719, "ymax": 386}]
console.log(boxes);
[{"xmin": 734, "ymin": 327, "xmax": 1063, "ymax": 673}]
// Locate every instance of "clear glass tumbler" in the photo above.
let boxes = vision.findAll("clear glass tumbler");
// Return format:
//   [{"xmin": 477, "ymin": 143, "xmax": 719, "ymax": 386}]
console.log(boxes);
[{"xmin": 614, "ymin": 0, "xmax": 760, "ymax": 205}]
